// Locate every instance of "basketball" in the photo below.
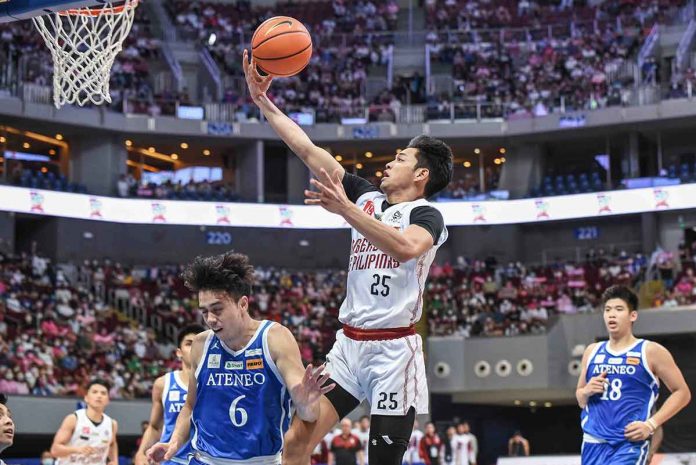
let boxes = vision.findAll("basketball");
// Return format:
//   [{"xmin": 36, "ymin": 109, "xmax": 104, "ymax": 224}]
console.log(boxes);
[{"xmin": 251, "ymin": 16, "xmax": 312, "ymax": 77}]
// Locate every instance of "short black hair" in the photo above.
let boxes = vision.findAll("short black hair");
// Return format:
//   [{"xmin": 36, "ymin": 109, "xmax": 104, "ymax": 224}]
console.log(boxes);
[
  {"xmin": 601, "ymin": 285, "xmax": 638, "ymax": 311},
  {"xmin": 0, "ymin": 393, "xmax": 7, "ymax": 405},
  {"xmin": 177, "ymin": 324, "xmax": 206, "ymax": 347},
  {"xmin": 408, "ymin": 135, "xmax": 453, "ymax": 198},
  {"xmin": 86, "ymin": 379, "xmax": 111, "ymax": 392},
  {"xmin": 182, "ymin": 252, "xmax": 255, "ymax": 299}
]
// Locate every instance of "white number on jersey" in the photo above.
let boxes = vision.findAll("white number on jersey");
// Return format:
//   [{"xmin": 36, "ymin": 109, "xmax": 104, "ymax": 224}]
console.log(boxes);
[
  {"xmin": 600, "ymin": 378, "xmax": 623, "ymax": 401},
  {"xmin": 228, "ymin": 395, "xmax": 248, "ymax": 427}
]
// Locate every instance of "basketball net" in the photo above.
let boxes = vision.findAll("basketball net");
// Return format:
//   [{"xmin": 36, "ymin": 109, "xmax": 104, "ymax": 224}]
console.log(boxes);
[{"xmin": 32, "ymin": 0, "xmax": 138, "ymax": 109}]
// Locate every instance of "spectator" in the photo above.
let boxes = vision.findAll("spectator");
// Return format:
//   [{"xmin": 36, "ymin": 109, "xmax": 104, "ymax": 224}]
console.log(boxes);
[
  {"xmin": 442, "ymin": 426, "xmax": 457, "ymax": 465},
  {"xmin": 508, "ymin": 431, "xmax": 530, "ymax": 456},
  {"xmin": 405, "ymin": 420, "xmax": 424, "ymax": 465},
  {"xmin": 418, "ymin": 422, "xmax": 443, "ymax": 465},
  {"xmin": 329, "ymin": 418, "xmax": 364, "ymax": 465},
  {"xmin": 454, "ymin": 422, "xmax": 477, "ymax": 465}
]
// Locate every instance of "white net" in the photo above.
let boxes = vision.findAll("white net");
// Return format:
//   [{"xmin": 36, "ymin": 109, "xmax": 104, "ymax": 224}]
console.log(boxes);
[{"xmin": 32, "ymin": 0, "xmax": 138, "ymax": 108}]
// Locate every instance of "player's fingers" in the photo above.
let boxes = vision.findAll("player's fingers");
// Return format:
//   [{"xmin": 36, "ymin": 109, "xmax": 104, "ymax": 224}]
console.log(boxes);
[
  {"xmin": 332, "ymin": 168, "xmax": 342, "ymax": 184},
  {"xmin": 317, "ymin": 371, "xmax": 332, "ymax": 387},
  {"xmin": 320, "ymin": 168, "xmax": 334, "ymax": 184},
  {"xmin": 599, "ymin": 371, "xmax": 608, "ymax": 378},
  {"xmin": 320, "ymin": 382, "xmax": 337, "ymax": 395},
  {"xmin": 310, "ymin": 178, "xmax": 330, "ymax": 193},
  {"xmin": 305, "ymin": 199, "xmax": 322, "ymax": 205},
  {"xmin": 304, "ymin": 189, "xmax": 321, "ymax": 198}
]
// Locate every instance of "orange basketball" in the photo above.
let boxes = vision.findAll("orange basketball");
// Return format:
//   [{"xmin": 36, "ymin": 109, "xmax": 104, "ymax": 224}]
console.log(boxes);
[{"xmin": 251, "ymin": 16, "xmax": 312, "ymax": 77}]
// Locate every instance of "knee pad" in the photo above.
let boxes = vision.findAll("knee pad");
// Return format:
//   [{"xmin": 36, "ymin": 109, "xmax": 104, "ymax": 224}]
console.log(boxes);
[{"xmin": 368, "ymin": 408, "xmax": 415, "ymax": 465}]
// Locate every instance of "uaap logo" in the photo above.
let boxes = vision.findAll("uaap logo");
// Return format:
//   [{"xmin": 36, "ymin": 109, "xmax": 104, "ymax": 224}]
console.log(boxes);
[
  {"xmin": 30, "ymin": 191, "xmax": 45, "ymax": 213},
  {"xmin": 597, "ymin": 193, "xmax": 612, "ymax": 214},
  {"xmin": 216, "ymin": 205, "xmax": 231, "ymax": 225},
  {"xmin": 278, "ymin": 207, "xmax": 294, "ymax": 226},
  {"xmin": 151, "ymin": 203, "xmax": 167, "ymax": 223},
  {"xmin": 471, "ymin": 204, "xmax": 486, "ymax": 223},
  {"xmin": 535, "ymin": 199, "xmax": 550, "ymax": 219},
  {"xmin": 654, "ymin": 189, "xmax": 669, "ymax": 209},
  {"xmin": 89, "ymin": 198, "xmax": 103, "ymax": 218}
]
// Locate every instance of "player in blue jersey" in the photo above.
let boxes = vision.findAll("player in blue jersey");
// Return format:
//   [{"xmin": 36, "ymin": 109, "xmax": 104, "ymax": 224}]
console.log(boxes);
[
  {"xmin": 147, "ymin": 252, "xmax": 335, "ymax": 465},
  {"xmin": 576, "ymin": 285, "xmax": 691, "ymax": 465},
  {"xmin": 135, "ymin": 323, "xmax": 205, "ymax": 465}
]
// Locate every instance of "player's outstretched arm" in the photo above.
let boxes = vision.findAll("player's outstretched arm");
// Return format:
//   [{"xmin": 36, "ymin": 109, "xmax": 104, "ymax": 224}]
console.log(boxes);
[
  {"xmin": 148, "ymin": 332, "xmax": 205, "ymax": 463},
  {"xmin": 624, "ymin": 342, "xmax": 691, "ymax": 442},
  {"xmin": 306, "ymin": 168, "xmax": 438, "ymax": 262},
  {"xmin": 50, "ymin": 414, "xmax": 94, "ymax": 458},
  {"xmin": 135, "ymin": 376, "xmax": 166, "ymax": 465},
  {"xmin": 575, "ymin": 343, "xmax": 606, "ymax": 409},
  {"xmin": 268, "ymin": 324, "xmax": 335, "ymax": 422},
  {"xmin": 242, "ymin": 49, "xmax": 344, "ymax": 179}
]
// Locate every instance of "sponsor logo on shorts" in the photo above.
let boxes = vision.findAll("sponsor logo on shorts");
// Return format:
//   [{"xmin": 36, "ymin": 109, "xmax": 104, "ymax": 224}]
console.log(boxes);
[
  {"xmin": 626, "ymin": 357, "xmax": 640, "ymax": 365},
  {"xmin": 225, "ymin": 361, "xmax": 243, "ymax": 370},
  {"xmin": 208, "ymin": 354, "xmax": 221, "ymax": 369},
  {"xmin": 245, "ymin": 348, "xmax": 263, "ymax": 357},
  {"xmin": 246, "ymin": 358, "xmax": 264, "ymax": 370}
]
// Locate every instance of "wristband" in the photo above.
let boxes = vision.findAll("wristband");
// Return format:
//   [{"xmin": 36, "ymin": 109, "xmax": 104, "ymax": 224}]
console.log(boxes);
[{"xmin": 646, "ymin": 418, "xmax": 658, "ymax": 435}]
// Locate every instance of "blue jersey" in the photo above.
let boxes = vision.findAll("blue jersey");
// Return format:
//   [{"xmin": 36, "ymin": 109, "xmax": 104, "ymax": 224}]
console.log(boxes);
[
  {"xmin": 191, "ymin": 321, "xmax": 292, "ymax": 462},
  {"xmin": 160, "ymin": 371, "xmax": 192, "ymax": 464},
  {"xmin": 581, "ymin": 339, "xmax": 659, "ymax": 445}
]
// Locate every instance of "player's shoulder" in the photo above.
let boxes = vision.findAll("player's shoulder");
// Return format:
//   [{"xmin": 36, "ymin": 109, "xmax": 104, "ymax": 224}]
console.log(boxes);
[
  {"xmin": 644, "ymin": 339, "xmax": 669, "ymax": 356},
  {"xmin": 267, "ymin": 322, "xmax": 295, "ymax": 347},
  {"xmin": 153, "ymin": 373, "xmax": 167, "ymax": 389},
  {"xmin": 194, "ymin": 329, "xmax": 213, "ymax": 344},
  {"xmin": 583, "ymin": 342, "xmax": 600, "ymax": 356}
]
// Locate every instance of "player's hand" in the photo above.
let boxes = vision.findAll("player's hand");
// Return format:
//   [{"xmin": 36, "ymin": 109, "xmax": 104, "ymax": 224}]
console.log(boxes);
[
  {"xmin": 134, "ymin": 453, "xmax": 149, "ymax": 465},
  {"xmin": 146, "ymin": 442, "xmax": 176, "ymax": 464},
  {"xmin": 305, "ymin": 168, "xmax": 351, "ymax": 215},
  {"xmin": 243, "ymin": 49, "xmax": 273, "ymax": 104},
  {"xmin": 290, "ymin": 364, "xmax": 335, "ymax": 422},
  {"xmin": 78, "ymin": 446, "xmax": 96, "ymax": 456},
  {"xmin": 584, "ymin": 371, "xmax": 608, "ymax": 397},
  {"xmin": 624, "ymin": 421, "xmax": 652, "ymax": 442}
]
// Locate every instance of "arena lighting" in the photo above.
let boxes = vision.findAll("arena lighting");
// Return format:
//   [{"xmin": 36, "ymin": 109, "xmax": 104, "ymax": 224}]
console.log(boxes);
[
  {"xmin": 474, "ymin": 148, "xmax": 481, "ymax": 154},
  {"xmin": 499, "ymin": 147, "xmax": 506, "ymax": 154},
  {"xmin": 375, "ymin": 171, "xmax": 383, "ymax": 177},
  {"xmin": 148, "ymin": 147, "xmax": 156, "ymax": 153},
  {"xmin": 171, "ymin": 153, "xmax": 179, "ymax": 160},
  {"xmin": 494, "ymin": 158, "xmax": 501, "ymax": 165},
  {"xmin": 203, "ymin": 149, "xmax": 211, "ymax": 156},
  {"xmin": 49, "ymin": 149, "xmax": 56, "ymax": 155},
  {"xmin": 55, "ymin": 134, "xmax": 64, "ymax": 140},
  {"xmin": 23, "ymin": 142, "xmax": 30, "ymax": 149},
  {"xmin": 513, "ymin": 400, "xmax": 521, "ymax": 406},
  {"xmin": 529, "ymin": 401, "xmax": 537, "ymax": 407},
  {"xmin": 356, "ymin": 163, "xmax": 363, "ymax": 169},
  {"xmin": 335, "ymin": 155, "xmax": 343, "ymax": 161},
  {"xmin": 365, "ymin": 152, "xmax": 373, "ymax": 158},
  {"xmin": 40, "ymin": 166, "xmax": 47, "ymax": 173},
  {"xmin": 208, "ymin": 33, "xmax": 217, "ymax": 46},
  {"xmin": 463, "ymin": 161, "xmax": 472, "ymax": 168},
  {"xmin": 180, "ymin": 142, "xmax": 189, "ymax": 149},
  {"xmin": 0, "ymin": 137, "xmax": 5, "ymax": 143},
  {"xmin": 125, "ymin": 140, "xmax": 133, "ymax": 147},
  {"xmin": 501, "ymin": 157, "xmax": 506, "ymax": 163},
  {"xmin": 544, "ymin": 402, "xmax": 553, "ymax": 408}
]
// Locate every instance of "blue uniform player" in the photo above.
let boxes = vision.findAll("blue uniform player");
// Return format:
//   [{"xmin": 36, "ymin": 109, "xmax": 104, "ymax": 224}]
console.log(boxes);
[
  {"xmin": 576, "ymin": 285, "xmax": 691, "ymax": 465},
  {"xmin": 147, "ymin": 252, "xmax": 335, "ymax": 465},
  {"xmin": 135, "ymin": 324, "xmax": 205, "ymax": 465}
]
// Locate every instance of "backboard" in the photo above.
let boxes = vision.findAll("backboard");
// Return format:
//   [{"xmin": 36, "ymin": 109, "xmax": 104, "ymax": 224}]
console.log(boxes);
[{"xmin": 0, "ymin": 0, "xmax": 103, "ymax": 22}]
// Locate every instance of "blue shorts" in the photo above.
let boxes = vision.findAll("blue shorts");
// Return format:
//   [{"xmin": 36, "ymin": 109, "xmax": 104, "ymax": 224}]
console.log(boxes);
[{"xmin": 581, "ymin": 439, "xmax": 650, "ymax": 465}]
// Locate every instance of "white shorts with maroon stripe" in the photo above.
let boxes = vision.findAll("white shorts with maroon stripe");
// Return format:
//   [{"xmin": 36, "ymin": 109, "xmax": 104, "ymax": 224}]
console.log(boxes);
[{"xmin": 325, "ymin": 329, "xmax": 429, "ymax": 416}]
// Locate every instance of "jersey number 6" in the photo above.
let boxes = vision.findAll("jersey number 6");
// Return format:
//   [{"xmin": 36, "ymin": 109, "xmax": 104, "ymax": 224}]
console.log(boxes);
[{"xmin": 229, "ymin": 395, "xmax": 248, "ymax": 427}]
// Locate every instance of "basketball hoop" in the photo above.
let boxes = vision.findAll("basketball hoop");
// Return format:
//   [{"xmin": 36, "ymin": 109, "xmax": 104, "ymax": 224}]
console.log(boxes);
[{"xmin": 32, "ymin": 0, "xmax": 138, "ymax": 108}]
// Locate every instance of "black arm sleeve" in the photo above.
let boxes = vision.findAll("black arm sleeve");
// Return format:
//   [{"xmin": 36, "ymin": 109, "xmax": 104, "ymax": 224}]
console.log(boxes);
[
  {"xmin": 341, "ymin": 173, "xmax": 379, "ymax": 203},
  {"xmin": 410, "ymin": 206, "xmax": 445, "ymax": 244}
]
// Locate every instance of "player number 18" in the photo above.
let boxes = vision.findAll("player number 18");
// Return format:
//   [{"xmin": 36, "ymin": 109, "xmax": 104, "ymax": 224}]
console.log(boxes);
[{"xmin": 600, "ymin": 378, "xmax": 623, "ymax": 401}]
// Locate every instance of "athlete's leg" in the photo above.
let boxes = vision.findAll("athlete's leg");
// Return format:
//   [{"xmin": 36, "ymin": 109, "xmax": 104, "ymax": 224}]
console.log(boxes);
[
  {"xmin": 283, "ymin": 382, "xmax": 360, "ymax": 465},
  {"xmin": 368, "ymin": 407, "xmax": 416, "ymax": 465},
  {"xmin": 610, "ymin": 440, "xmax": 650, "ymax": 465}
]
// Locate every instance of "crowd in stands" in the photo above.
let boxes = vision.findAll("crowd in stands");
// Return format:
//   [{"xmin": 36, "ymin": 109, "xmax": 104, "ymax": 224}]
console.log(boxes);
[
  {"xmin": 10, "ymin": 166, "xmax": 88, "ymax": 194},
  {"xmin": 426, "ymin": 247, "xmax": 696, "ymax": 337},
  {"xmin": 2, "ymin": 241, "xmax": 695, "ymax": 396},
  {"xmin": 122, "ymin": 175, "xmax": 241, "ymax": 202}
]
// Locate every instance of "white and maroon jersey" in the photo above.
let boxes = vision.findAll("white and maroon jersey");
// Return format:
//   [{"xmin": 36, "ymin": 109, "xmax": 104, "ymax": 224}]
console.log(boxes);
[
  {"xmin": 404, "ymin": 428, "xmax": 424, "ymax": 464},
  {"xmin": 341, "ymin": 189, "xmax": 448, "ymax": 329},
  {"xmin": 352, "ymin": 428, "xmax": 370, "ymax": 462},
  {"xmin": 453, "ymin": 434, "xmax": 475, "ymax": 465},
  {"xmin": 56, "ymin": 409, "xmax": 113, "ymax": 465}
]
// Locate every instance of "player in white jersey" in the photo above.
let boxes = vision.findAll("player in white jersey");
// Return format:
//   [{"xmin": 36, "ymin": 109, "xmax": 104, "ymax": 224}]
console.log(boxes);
[
  {"xmin": 404, "ymin": 421, "xmax": 424, "ymax": 465},
  {"xmin": 352, "ymin": 416, "xmax": 370, "ymax": 464},
  {"xmin": 134, "ymin": 324, "xmax": 205, "ymax": 465},
  {"xmin": 243, "ymin": 51, "xmax": 453, "ymax": 465},
  {"xmin": 453, "ymin": 423, "xmax": 476, "ymax": 465},
  {"xmin": 50, "ymin": 380, "xmax": 118, "ymax": 465}
]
